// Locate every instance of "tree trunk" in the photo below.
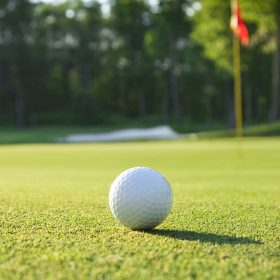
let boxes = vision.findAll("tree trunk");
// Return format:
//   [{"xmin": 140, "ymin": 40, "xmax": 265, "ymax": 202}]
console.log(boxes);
[
  {"xmin": 168, "ymin": 33, "xmax": 181, "ymax": 124},
  {"xmin": 162, "ymin": 82, "xmax": 169, "ymax": 124},
  {"xmin": 206, "ymin": 96, "xmax": 213, "ymax": 129},
  {"xmin": 62, "ymin": 60, "xmax": 71, "ymax": 103},
  {"xmin": 80, "ymin": 63, "xmax": 93, "ymax": 119},
  {"xmin": 270, "ymin": 10, "xmax": 280, "ymax": 121},
  {"xmin": 245, "ymin": 84, "xmax": 252, "ymax": 124},
  {"xmin": 270, "ymin": 51, "xmax": 280, "ymax": 121},
  {"xmin": 13, "ymin": 75, "xmax": 25, "ymax": 129},
  {"xmin": 227, "ymin": 82, "xmax": 235, "ymax": 128},
  {"xmin": 134, "ymin": 52, "xmax": 146, "ymax": 120},
  {"xmin": 138, "ymin": 88, "xmax": 146, "ymax": 120},
  {"xmin": 255, "ymin": 86, "xmax": 261, "ymax": 122}
]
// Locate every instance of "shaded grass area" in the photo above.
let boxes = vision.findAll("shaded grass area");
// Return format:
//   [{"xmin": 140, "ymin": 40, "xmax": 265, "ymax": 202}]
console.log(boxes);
[
  {"xmin": 0, "ymin": 139, "xmax": 279, "ymax": 279},
  {"xmin": 0, "ymin": 121, "xmax": 280, "ymax": 144},
  {"xmin": 0, "ymin": 126, "xmax": 115, "ymax": 144},
  {"xmin": 198, "ymin": 121, "xmax": 280, "ymax": 138},
  {"xmin": 147, "ymin": 229, "xmax": 262, "ymax": 244}
]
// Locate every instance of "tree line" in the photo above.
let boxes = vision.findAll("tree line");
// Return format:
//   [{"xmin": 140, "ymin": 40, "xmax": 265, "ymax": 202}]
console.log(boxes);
[{"xmin": 0, "ymin": 0, "xmax": 279, "ymax": 129}]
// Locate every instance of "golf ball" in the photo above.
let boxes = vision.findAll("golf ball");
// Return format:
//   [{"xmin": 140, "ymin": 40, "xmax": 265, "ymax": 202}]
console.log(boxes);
[{"xmin": 109, "ymin": 167, "xmax": 172, "ymax": 230}]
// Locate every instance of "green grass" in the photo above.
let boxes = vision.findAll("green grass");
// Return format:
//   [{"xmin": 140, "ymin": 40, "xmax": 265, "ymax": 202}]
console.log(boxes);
[
  {"xmin": 0, "ymin": 126, "xmax": 114, "ymax": 144},
  {"xmin": 198, "ymin": 121, "xmax": 280, "ymax": 138},
  {"xmin": 0, "ymin": 121, "xmax": 280, "ymax": 144},
  {"xmin": 0, "ymin": 138, "xmax": 279, "ymax": 279}
]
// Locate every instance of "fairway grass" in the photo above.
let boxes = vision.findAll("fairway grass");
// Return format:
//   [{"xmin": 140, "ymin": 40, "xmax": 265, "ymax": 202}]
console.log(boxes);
[{"xmin": 0, "ymin": 138, "xmax": 279, "ymax": 279}]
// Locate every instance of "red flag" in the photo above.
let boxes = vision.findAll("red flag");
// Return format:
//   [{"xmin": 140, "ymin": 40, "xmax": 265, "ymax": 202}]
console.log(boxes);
[{"xmin": 230, "ymin": 3, "xmax": 249, "ymax": 46}]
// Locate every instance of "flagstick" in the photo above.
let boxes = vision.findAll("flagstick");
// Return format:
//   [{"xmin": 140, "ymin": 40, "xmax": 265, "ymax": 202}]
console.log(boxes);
[
  {"xmin": 232, "ymin": 0, "xmax": 243, "ymax": 138},
  {"xmin": 233, "ymin": 34, "xmax": 243, "ymax": 137}
]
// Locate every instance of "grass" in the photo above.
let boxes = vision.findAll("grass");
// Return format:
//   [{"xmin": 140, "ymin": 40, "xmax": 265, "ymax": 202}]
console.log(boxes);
[
  {"xmin": 0, "ymin": 138, "xmax": 279, "ymax": 279},
  {"xmin": 0, "ymin": 121, "xmax": 280, "ymax": 144},
  {"xmin": 0, "ymin": 126, "xmax": 113, "ymax": 144},
  {"xmin": 198, "ymin": 121, "xmax": 280, "ymax": 138}
]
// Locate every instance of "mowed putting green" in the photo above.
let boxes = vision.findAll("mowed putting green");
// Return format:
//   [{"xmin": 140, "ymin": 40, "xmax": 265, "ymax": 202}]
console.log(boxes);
[{"xmin": 0, "ymin": 138, "xmax": 279, "ymax": 279}]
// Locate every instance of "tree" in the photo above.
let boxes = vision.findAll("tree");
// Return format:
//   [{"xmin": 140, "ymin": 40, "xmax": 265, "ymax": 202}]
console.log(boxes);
[
  {"xmin": 193, "ymin": 0, "xmax": 280, "ymax": 124},
  {"xmin": 192, "ymin": 0, "xmax": 232, "ymax": 73},
  {"xmin": 110, "ymin": 0, "xmax": 151, "ymax": 120},
  {"xmin": 0, "ymin": 0, "xmax": 276, "ymax": 129},
  {"xmin": 145, "ymin": 0, "xmax": 193, "ymax": 123},
  {"xmin": 242, "ymin": 0, "xmax": 280, "ymax": 121},
  {"xmin": 36, "ymin": 0, "xmax": 104, "ymax": 123},
  {"xmin": 0, "ymin": 0, "xmax": 34, "ymax": 128}
]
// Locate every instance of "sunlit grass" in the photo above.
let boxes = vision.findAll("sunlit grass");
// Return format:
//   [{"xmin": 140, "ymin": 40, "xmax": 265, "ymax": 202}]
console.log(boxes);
[{"xmin": 0, "ymin": 138, "xmax": 279, "ymax": 279}]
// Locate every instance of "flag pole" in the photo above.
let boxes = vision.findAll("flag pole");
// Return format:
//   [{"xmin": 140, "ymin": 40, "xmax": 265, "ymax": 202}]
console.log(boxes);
[{"xmin": 231, "ymin": 0, "xmax": 243, "ymax": 137}]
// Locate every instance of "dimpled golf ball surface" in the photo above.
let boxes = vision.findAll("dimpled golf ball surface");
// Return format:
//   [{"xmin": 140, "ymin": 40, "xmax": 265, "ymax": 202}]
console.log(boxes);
[{"xmin": 109, "ymin": 167, "xmax": 172, "ymax": 230}]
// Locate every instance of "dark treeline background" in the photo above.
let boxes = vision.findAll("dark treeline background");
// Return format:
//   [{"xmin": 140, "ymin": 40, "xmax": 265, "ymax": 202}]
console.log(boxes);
[{"xmin": 0, "ymin": 0, "xmax": 279, "ymax": 129}]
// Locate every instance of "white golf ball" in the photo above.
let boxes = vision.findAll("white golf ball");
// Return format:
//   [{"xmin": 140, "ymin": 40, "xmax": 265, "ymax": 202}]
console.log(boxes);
[{"xmin": 109, "ymin": 167, "xmax": 173, "ymax": 230}]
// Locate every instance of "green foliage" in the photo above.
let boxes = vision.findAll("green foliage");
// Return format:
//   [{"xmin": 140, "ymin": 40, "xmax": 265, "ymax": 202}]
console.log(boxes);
[
  {"xmin": 242, "ymin": 0, "xmax": 279, "ymax": 53},
  {"xmin": 0, "ymin": 0, "xmax": 278, "ymax": 127},
  {"xmin": 111, "ymin": 0, "xmax": 148, "ymax": 51},
  {"xmin": 192, "ymin": 0, "xmax": 232, "ymax": 72},
  {"xmin": 0, "ymin": 139, "xmax": 279, "ymax": 279}
]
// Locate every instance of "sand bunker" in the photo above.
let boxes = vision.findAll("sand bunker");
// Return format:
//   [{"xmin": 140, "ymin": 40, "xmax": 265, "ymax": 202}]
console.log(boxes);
[{"xmin": 60, "ymin": 126, "xmax": 179, "ymax": 143}]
